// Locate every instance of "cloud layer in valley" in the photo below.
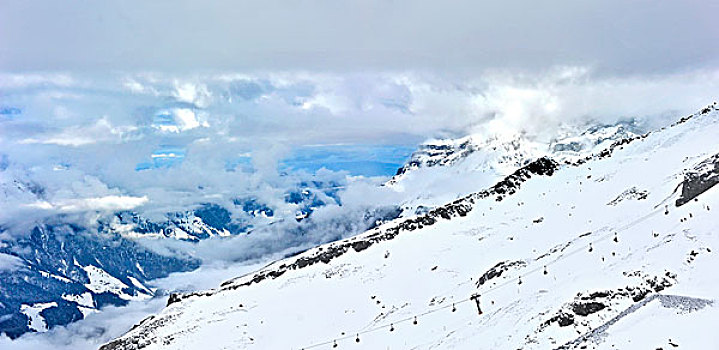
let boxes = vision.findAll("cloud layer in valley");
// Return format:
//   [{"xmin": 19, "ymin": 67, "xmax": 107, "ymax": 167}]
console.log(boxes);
[{"xmin": 1, "ymin": 68, "xmax": 718, "ymax": 235}]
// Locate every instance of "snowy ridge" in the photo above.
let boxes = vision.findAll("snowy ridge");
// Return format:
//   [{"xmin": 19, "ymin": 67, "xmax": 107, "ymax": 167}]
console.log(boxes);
[
  {"xmin": 110, "ymin": 211, "xmax": 231, "ymax": 241},
  {"xmin": 388, "ymin": 134, "xmax": 545, "ymax": 186},
  {"xmin": 101, "ymin": 103, "xmax": 719, "ymax": 350},
  {"xmin": 390, "ymin": 119, "xmax": 641, "ymax": 186},
  {"xmin": 386, "ymin": 120, "xmax": 645, "ymax": 217}
]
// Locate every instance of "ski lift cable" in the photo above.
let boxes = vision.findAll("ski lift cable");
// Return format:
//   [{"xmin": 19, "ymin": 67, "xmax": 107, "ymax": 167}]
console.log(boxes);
[
  {"xmin": 299, "ymin": 297, "xmax": 476, "ymax": 349},
  {"xmin": 298, "ymin": 205, "xmax": 664, "ymax": 349}
]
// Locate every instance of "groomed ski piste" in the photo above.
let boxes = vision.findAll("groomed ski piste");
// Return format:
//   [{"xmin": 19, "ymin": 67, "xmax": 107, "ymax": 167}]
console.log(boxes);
[{"xmin": 102, "ymin": 104, "xmax": 719, "ymax": 350}]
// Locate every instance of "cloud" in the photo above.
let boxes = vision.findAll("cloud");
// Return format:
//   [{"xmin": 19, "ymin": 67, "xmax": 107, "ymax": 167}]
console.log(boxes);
[
  {"xmin": 1, "ymin": 68, "xmax": 718, "ymax": 232},
  {"xmin": 1, "ymin": 1, "xmax": 717, "ymax": 74},
  {"xmin": 24, "ymin": 195, "xmax": 148, "ymax": 213},
  {"xmin": 0, "ymin": 253, "xmax": 24, "ymax": 272},
  {"xmin": 151, "ymin": 109, "xmax": 208, "ymax": 133},
  {"xmin": 19, "ymin": 118, "xmax": 140, "ymax": 146}
]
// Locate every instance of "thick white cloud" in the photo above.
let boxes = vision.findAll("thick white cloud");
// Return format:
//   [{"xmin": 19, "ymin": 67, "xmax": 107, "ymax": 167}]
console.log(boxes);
[
  {"xmin": 0, "ymin": 253, "xmax": 24, "ymax": 272},
  {"xmin": 24, "ymin": 195, "xmax": 148, "ymax": 213},
  {"xmin": 19, "ymin": 118, "xmax": 140, "ymax": 146},
  {"xmin": 1, "ymin": 68, "xmax": 718, "ymax": 232}
]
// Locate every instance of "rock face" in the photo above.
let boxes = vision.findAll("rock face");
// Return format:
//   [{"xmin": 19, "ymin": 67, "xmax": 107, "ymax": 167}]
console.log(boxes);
[
  {"xmin": 539, "ymin": 272, "xmax": 675, "ymax": 331},
  {"xmin": 475, "ymin": 260, "xmax": 527, "ymax": 287},
  {"xmin": 607, "ymin": 187, "xmax": 649, "ymax": 206},
  {"xmin": 676, "ymin": 152, "xmax": 719, "ymax": 206}
]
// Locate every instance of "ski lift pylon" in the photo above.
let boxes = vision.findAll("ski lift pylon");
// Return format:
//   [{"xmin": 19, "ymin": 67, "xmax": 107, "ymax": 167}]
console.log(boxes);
[{"xmin": 470, "ymin": 293, "xmax": 483, "ymax": 315}]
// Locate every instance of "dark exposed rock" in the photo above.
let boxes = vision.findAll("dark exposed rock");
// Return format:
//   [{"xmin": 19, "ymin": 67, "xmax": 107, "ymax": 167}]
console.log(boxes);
[
  {"xmin": 607, "ymin": 187, "xmax": 648, "ymax": 206},
  {"xmin": 99, "ymin": 313, "xmax": 180, "ymax": 350},
  {"xmin": 632, "ymin": 289, "xmax": 651, "ymax": 302},
  {"xmin": 571, "ymin": 302, "xmax": 606, "ymax": 316},
  {"xmin": 351, "ymin": 240, "xmax": 372, "ymax": 252},
  {"xmin": 541, "ymin": 273, "xmax": 675, "ymax": 334},
  {"xmin": 543, "ymin": 313, "xmax": 575, "ymax": 328},
  {"xmin": 475, "ymin": 260, "xmax": 527, "ymax": 288},
  {"xmin": 166, "ymin": 294, "xmax": 182, "ymax": 307},
  {"xmin": 582, "ymin": 291, "xmax": 610, "ymax": 300},
  {"xmin": 676, "ymin": 152, "xmax": 719, "ymax": 206}
]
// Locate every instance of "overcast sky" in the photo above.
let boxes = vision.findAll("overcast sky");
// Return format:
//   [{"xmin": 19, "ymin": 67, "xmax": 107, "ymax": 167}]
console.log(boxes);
[{"xmin": 1, "ymin": 0, "xmax": 717, "ymax": 74}]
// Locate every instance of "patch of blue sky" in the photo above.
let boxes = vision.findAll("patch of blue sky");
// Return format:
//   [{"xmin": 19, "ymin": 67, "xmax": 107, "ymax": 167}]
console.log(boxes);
[
  {"xmin": 280, "ymin": 144, "xmax": 416, "ymax": 177},
  {"xmin": 0, "ymin": 106, "xmax": 22, "ymax": 118},
  {"xmin": 135, "ymin": 146, "xmax": 186, "ymax": 171},
  {"xmin": 224, "ymin": 156, "xmax": 253, "ymax": 172},
  {"xmin": 133, "ymin": 143, "xmax": 414, "ymax": 176},
  {"xmin": 152, "ymin": 110, "xmax": 175, "ymax": 126}
]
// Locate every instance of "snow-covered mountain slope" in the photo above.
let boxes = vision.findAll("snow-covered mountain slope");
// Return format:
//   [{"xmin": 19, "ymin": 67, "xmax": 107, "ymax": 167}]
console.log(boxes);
[
  {"xmin": 393, "ymin": 119, "xmax": 643, "ymax": 180},
  {"xmin": 387, "ymin": 120, "xmax": 642, "ymax": 216},
  {"xmin": 102, "ymin": 104, "xmax": 719, "ymax": 350}
]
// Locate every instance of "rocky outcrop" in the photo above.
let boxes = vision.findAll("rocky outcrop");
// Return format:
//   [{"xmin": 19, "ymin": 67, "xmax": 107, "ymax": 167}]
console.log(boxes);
[
  {"xmin": 475, "ymin": 260, "xmax": 527, "ymax": 288},
  {"xmin": 607, "ymin": 187, "xmax": 648, "ymax": 206},
  {"xmin": 539, "ymin": 272, "xmax": 676, "ymax": 331},
  {"xmin": 555, "ymin": 294, "xmax": 713, "ymax": 350},
  {"xmin": 676, "ymin": 152, "xmax": 719, "ymax": 206}
]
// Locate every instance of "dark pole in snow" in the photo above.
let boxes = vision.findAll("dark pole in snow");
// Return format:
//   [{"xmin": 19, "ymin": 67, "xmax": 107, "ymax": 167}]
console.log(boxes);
[{"xmin": 470, "ymin": 293, "xmax": 483, "ymax": 315}]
